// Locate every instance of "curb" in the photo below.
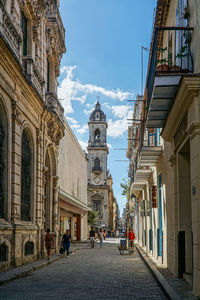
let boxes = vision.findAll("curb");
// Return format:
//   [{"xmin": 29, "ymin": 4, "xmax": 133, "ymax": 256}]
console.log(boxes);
[
  {"xmin": 136, "ymin": 244, "xmax": 180, "ymax": 300},
  {"xmin": 0, "ymin": 245, "xmax": 89, "ymax": 286}
]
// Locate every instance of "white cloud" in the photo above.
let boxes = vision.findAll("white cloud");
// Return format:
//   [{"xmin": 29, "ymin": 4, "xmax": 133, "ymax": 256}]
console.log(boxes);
[
  {"xmin": 111, "ymin": 105, "xmax": 129, "ymax": 119},
  {"xmin": 102, "ymin": 102, "xmax": 111, "ymax": 110},
  {"xmin": 107, "ymin": 106, "xmax": 134, "ymax": 138},
  {"xmin": 65, "ymin": 116, "xmax": 78, "ymax": 125},
  {"xmin": 76, "ymin": 124, "xmax": 88, "ymax": 134},
  {"xmin": 84, "ymin": 108, "xmax": 93, "ymax": 115},
  {"xmin": 107, "ymin": 118, "xmax": 128, "ymax": 138},
  {"xmin": 58, "ymin": 65, "xmax": 133, "ymax": 114}
]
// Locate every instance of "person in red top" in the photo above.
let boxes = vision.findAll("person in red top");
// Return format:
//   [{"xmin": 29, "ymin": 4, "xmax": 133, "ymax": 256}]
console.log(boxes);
[{"xmin": 128, "ymin": 228, "xmax": 136, "ymax": 248}]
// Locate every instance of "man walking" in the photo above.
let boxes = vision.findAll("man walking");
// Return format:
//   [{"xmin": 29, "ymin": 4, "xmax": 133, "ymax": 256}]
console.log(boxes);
[
  {"xmin": 89, "ymin": 227, "xmax": 95, "ymax": 248},
  {"xmin": 62, "ymin": 229, "xmax": 73, "ymax": 258}
]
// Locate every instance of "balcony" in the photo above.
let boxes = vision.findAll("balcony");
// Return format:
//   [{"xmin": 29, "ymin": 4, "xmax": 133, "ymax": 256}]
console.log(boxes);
[
  {"xmin": 131, "ymin": 155, "xmax": 152, "ymax": 190},
  {"xmin": 92, "ymin": 167, "xmax": 102, "ymax": 174},
  {"xmin": 46, "ymin": 92, "xmax": 64, "ymax": 124},
  {"xmin": 45, "ymin": 0, "xmax": 66, "ymax": 52},
  {"xmin": 146, "ymin": 27, "xmax": 193, "ymax": 128},
  {"xmin": 139, "ymin": 133, "xmax": 162, "ymax": 167}
]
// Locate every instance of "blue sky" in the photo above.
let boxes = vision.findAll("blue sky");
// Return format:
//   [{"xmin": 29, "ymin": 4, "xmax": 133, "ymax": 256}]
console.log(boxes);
[{"xmin": 58, "ymin": 0, "xmax": 157, "ymax": 216}]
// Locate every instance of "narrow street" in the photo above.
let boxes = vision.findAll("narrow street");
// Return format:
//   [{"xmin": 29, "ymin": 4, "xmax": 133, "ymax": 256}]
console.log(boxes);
[{"xmin": 0, "ymin": 239, "xmax": 167, "ymax": 300}]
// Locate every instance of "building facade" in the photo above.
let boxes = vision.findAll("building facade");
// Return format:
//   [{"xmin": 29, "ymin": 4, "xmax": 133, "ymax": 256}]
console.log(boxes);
[
  {"xmin": 87, "ymin": 102, "xmax": 109, "ymax": 229},
  {"xmin": 0, "ymin": 0, "xmax": 65, "ymax": 269},
  {"xmin": 58, "ymin": 119, "xmax": 90, "ymax": 241},
  {"xmin": 107, "ymin": 173, "xmax": 119, "ymax": 233},
  {"xmin": 129, "ymin": 0, "xmax": 200, "ymax": 296}
]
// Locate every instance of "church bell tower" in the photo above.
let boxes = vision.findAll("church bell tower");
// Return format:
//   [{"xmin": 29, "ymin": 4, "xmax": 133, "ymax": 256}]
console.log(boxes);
[{"xmin": 87, "ymin": 101, "xmax": 109, "ymax": 228}]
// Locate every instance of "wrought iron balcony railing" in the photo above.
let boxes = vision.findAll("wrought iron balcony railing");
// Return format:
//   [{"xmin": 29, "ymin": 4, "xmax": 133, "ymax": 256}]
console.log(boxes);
[{"xmin": 147, "ymin": 27, "xmax": 193, "ymax": 109}]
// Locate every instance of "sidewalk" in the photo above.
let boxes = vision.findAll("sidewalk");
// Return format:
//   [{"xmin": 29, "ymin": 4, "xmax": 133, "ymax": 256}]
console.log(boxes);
[
  {"xmin": 0, "ymin": 241, "xmax": 90, "ymax": 286},
  {"xmin": 136, "ymin": 244, "xmax": 198, "ymax": 300}
]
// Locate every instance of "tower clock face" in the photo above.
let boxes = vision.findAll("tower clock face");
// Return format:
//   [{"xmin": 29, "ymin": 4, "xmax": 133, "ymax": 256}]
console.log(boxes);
[{"xmin": 94, "ymin": 176, "xmax": 101, "ymax": 184}]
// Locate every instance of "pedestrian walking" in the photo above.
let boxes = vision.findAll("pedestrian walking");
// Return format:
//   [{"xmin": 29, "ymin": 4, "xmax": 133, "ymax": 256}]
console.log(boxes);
[
  {"xmin": 98, "ymin": 228, "xmax": 104, "ymax": 247},
  {"xmin": 89, "ymin": 226, "xmax": 95, "ymax": 248},
  {"xmin": 44, "ymin": 229, "xmax": 54, "ymax": 260},
  {"xmin": 103, "ymin": 230, "xmax": 106, "ymax": 240},
  {"xmin": 62, "ymin": 229, "xmax": 73, "ymax": 258},
  {"xmin": 128, "ymin": 228, "xmax": 136, "ymax": 248}
]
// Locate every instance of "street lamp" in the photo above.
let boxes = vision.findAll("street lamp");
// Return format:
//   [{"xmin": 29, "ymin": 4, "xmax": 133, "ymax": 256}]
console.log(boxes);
[{"xmin": 130, "ymin": 193, "xmax": 136, "ymax": 202}]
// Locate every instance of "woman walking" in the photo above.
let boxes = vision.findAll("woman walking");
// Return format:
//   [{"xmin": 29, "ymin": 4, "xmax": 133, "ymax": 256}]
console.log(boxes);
[
  {"xmin": 62, "ymin": 229, "xmax": 73, "ymax": 258},
  {"xmin": 44, "ymin": 229, "xmax": 54, "ymax": 260}
]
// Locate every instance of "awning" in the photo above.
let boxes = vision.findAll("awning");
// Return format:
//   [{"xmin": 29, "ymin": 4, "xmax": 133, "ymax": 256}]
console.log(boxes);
[
  {"xmin": 139, "ymin": 146, "xmax": 162, "ymax": 166},
  {"xmin": 59, "ymin": 188, "xmax": 92, "ymax": 212},
  {"xmin": 146, "ymin": 75, "xmax": 182, "ymax": 128}
]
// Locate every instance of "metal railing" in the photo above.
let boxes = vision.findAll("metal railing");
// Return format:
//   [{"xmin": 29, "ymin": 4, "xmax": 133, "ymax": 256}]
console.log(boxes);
[{"xmin": 147, "ymin": 27, "xmax": 193, "ymax": 109}]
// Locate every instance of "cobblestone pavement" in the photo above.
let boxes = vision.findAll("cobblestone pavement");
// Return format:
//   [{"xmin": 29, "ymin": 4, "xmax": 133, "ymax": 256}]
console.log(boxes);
[{"xmin": 0, "ymin": 240, "xmax": 168, "ymax": 300}]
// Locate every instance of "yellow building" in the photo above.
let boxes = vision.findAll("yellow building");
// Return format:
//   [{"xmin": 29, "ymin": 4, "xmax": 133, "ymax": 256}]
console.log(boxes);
[
  {"xmin": 0, "ymin": 0, "xmax": 65, "ymax": 269},
  {"xmin": 58, "ymin": 119, "xmax": 90, "ymax": 241}
]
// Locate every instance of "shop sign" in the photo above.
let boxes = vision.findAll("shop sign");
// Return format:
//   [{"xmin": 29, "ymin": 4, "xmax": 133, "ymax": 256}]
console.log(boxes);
[{"xmin": 151, "ymin": 185, "xmax": 157, "ymax": 208}]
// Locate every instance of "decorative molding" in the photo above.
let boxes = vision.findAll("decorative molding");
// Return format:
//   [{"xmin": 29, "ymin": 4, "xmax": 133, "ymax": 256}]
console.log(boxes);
[
  {"xmin": 11, "ymin": 100, "xmax": 22, "ymax": 125},
  {"xmin": 162, "ymin": 76, "xmax": 200, "ymax": 141},
  {"xmin": 187, "ymin": 123, "xmax": 200, "ymax": 140},
  {"xmin": 169, "ymin": 154, "xmax": 176, "ymax": 167}
]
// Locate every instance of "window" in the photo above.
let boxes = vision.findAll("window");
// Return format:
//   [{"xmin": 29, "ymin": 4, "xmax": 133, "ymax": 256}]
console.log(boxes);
[
  {"xmin": 0, "ymin": 243, "xmax": 8, "ymax": 262},
  {"xmin": 21, "ymin": 11, "xmax": 27, "ymax": 56},
  {"xmin": 93, "ymin": 200, "xmax": 101, "ymax": 213},
  {"xmin": 94, "ymin": 157, "xmax": 100, "ymax": 170},
  {"xmin": 47, "ymin": 59, "xmax": 50, "ymax": 92},
  {"xmin": 25, "ymin": 241, "xmax": 34, "ymax": 256},
  {"xmin": 94, "ymin": 129, "xmax": 100, "ymax": 140},
  {"xmin": 0, "ymin": 118, "xmax": 5, "ymax": 218},
  {"xmin": 21, "ymin": 131, "xmax": 32, "ymax": 221},
  {"xmin": 176, "ymin": 0, "xmax": 189, "ymax": 67}
]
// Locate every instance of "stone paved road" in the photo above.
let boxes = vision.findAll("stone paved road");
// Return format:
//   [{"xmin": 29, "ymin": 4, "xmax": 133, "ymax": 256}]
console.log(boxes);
[{"xmin": 0, "ymin": 240, "xmax": 168, "ymax": 300}]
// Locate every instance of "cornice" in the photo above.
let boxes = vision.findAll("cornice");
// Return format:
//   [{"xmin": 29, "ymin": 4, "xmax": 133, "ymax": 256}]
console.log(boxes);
[{"xmin": 162, "ymin": 76, "xmax": 200, "ymax": 141}]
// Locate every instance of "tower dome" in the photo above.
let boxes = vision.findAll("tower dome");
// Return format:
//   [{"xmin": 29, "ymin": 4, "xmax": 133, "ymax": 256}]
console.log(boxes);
[{"xmin": 89, "ymin": 102, "xmax": 106, "ymax": 122}]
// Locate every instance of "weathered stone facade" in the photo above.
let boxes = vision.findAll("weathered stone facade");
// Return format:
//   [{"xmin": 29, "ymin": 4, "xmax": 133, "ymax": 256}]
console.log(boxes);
[
  {"xmin": 0, "ymin": 0, "xmax": 65, "ymax": 269},
  {"xmin": 87, "ymin": 102, "xmax": 109, "ymax": 228}
]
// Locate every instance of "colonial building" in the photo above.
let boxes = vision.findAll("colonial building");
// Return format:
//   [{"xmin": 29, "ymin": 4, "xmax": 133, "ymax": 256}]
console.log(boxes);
[
  {"xmin": 87, "ymin": 102, "xmax": 109, "ymax": 228},
  {"xmin": 0, "ymin": 0, "xmax": 65, "ymax": 269},
  {"xmin": 107, "ymin": 173, "xmax": 119, "ymax": 233},
  {"xmin": 128, "ymin": 0, "xmax": 200, "ymax": 297},
  {"xmin": 58, "ymin": 119, "xmax": 90, "ymax": 241}
]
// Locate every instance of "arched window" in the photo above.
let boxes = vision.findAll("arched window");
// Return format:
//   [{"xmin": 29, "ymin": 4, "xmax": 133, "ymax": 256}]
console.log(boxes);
[
  {"xmin": 0, "ymin": 243, "xmax": 8, "ymax": 262},
  {"xmin": 25, "ymin": 241, "xmax": 34, "ymax": 256},
  {"xmin": 0, "ymin": 117, "xmax": 5, "ymax": 218},
  {"xmin": 93, "ymin": 200, "xmax": 101, "ymax": 213},
  {"xmin": 21, "ymin": 11, "xmax": 28, "ymax": 56},
  {"xmin": 94, "ymin": 157, "xmax": 100, "ymax": 170},
  {"xmin": 21, "ymin": 130, "xmax": 32, "ymax": 221},
  {"xmin": 94, "ymin": 129, "xmax": 100, "ymax": 140}
]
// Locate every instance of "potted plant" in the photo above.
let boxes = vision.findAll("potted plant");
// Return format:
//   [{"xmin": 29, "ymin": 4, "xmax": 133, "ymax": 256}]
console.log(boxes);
[{"xmin": 156, "ymin": 46, "xmax": 170, "ymax": 72}]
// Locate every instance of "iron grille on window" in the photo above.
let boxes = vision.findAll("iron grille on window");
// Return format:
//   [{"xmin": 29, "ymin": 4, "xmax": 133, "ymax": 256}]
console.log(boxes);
[
  {"xmin": 0, "ymin": 243, "xmax": 8, "ymax": 262},
  {"xmin": 0, "ymin": 119, "xmax": 5, "ymax": 218},
  {"xmin": 21, "ymin": 132, "xmax": 31, "ymax": 221},
  {"xmin": 25, "ymin": 241, "xmax": 34, "ymax": 256}
]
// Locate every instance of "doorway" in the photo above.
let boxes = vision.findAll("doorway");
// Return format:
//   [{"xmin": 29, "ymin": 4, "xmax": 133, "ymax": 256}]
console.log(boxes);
[{"xmin": 178, "ymin": 140, "xmax": 192, "ymax": 279}]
